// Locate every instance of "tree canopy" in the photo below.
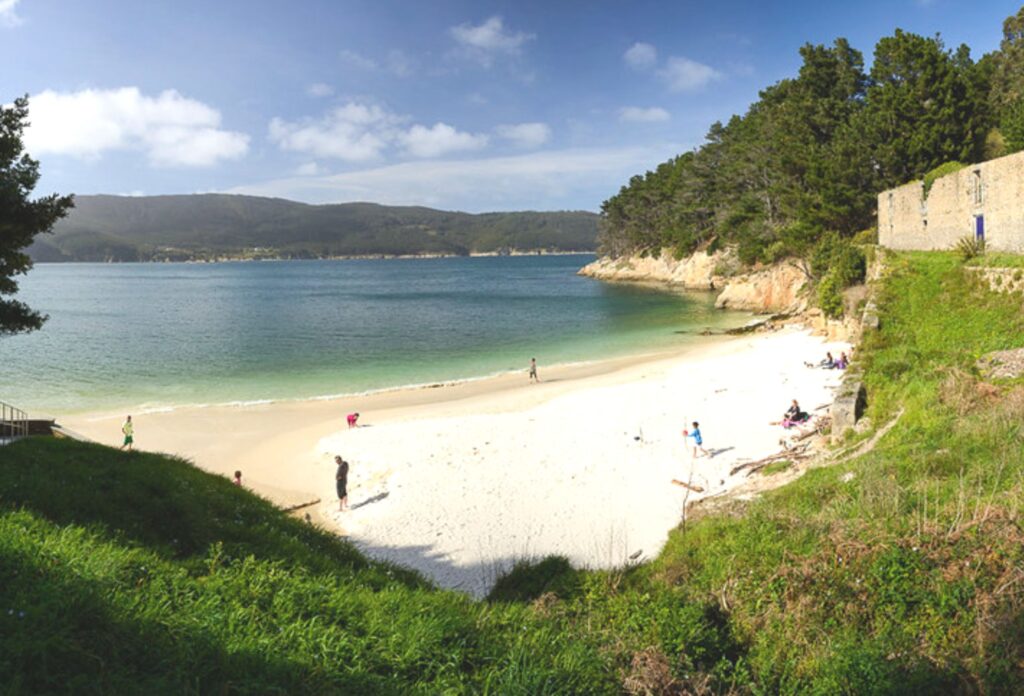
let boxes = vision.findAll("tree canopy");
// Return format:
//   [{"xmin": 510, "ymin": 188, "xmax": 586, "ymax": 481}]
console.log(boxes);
[
  {"xmin": 598, "ymin": 14, "xmax": 1018, "ymax": 265},
  {"xmin": 0, "ymin": 96, "xmax": 73, "ymax": 335}
]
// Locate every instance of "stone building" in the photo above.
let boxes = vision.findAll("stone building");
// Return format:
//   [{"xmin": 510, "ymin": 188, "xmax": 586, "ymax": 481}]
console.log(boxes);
[{"xmin": 878, "ymin": 150, "xmax": 1024, "ymax": 252}]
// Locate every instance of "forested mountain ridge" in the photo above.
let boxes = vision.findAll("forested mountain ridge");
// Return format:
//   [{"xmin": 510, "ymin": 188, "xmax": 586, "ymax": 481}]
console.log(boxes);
[
  {"xmin": 29, "ymin": 194, "xmax": 599, "ymax": 262},
  {"xmin": 599, "ymin": 8, "xmax": 1024, "ymax": 266}
]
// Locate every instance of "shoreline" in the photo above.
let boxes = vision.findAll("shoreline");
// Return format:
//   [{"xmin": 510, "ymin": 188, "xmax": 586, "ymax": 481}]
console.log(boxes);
[
  {"xmin": 61, "ymin": 327, "xmax": 849, "ymax": 596},
  {"xmin": 33, "ymin": 250, "xmax": 598, "ymax": 265},
  {"xmin": 59, "ymin": 337, "xmax": 734, "ymax": 504}
]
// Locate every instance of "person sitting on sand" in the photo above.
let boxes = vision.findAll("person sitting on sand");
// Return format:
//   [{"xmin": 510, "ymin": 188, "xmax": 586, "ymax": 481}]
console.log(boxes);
[
  {"xmin": 528, "ymin": 357, "xmax": 539, "ymax": 383},
  {"xmin": 335, "ymin": 455, "xmax": 349, "ymax": 511},
  {"xmin": 780, "ymin": 400, "xmax": 810, "ymax": 428},
  {"xmin": 835, "ymin": 352, "xmax": 849, "ymax": 370},
  {"xmin": 120, "ymin": 415, "xmax": 134, "ymax": 451},
  {"xmin": 682, "ymin": 421, "xmax": 710, "ymax": 458},
  {"xmin": 346, "ymin": 412, "xmax": 359, "ymax": 429},
  {"xmin": 804, "ymin": 352, "xmax": 835, "ymax": 369},
  {"xmin": 233, "ymin": 470, "xmax": 242, "ymax": 486}
]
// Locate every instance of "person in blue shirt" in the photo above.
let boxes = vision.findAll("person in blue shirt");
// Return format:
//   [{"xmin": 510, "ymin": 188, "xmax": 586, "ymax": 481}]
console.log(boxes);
[{"xmin": 683, "ymin": 421, "xmax": 710, "ymax": 458}]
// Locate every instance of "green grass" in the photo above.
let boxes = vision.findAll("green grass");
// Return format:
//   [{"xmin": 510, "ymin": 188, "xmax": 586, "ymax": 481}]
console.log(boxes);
[
  {"xmin": 3, "ymin": 251, "xmax": 1024, "ymax": 693},
  {"xmin": 967, "ymin": 252, "xmax": 1024, "ymax": 269}
]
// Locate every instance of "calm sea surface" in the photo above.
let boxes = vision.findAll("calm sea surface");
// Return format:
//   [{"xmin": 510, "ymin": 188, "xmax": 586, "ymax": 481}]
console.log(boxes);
[{"xmin": 0, "ymin": 255, "xmax": 750, "ymax": 414}]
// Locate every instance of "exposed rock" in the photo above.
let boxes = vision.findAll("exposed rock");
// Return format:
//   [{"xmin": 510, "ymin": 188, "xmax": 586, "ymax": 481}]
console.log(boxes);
[
  {"xmin": 577, "ymin": 248, "xmax": 734, "ymax": 289},
  {"xmin": 715, "ymin": 262, "xmax": 808, "ymax": 314},
  {"xmin": 977, "ymin": 348, "xmax": 1024, "ymax": 379}
]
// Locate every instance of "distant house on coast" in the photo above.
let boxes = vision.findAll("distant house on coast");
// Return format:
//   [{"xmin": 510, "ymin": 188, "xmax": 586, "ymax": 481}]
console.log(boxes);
[{"xmin": 878, "ymin": 150, "xmax": 1024, "ymax": 253}]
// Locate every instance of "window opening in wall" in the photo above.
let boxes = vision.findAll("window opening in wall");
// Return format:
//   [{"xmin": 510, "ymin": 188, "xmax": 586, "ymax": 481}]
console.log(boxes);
[{"xmin": 973, "ymin": 170, "xmax": 983, "ymax": 205}]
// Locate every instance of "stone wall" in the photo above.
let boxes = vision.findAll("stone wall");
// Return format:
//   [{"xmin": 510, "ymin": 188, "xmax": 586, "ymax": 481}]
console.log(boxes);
[{"xmin": 879, "ymin": 151, "xmax": 1024, "ymax": 252}]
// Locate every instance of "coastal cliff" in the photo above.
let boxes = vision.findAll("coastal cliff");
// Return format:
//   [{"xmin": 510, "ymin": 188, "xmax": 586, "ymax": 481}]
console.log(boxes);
[{"xmin": 579, "ymin": 248, "xmax": 808, "ymax": 315}]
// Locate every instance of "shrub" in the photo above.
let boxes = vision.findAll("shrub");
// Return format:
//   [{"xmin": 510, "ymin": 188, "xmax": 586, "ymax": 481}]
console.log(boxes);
[
  {"xmin": 953, "ymin": 235, "xmax": 985, "ymax": 261},
  {"xmin": 817, "ymin": 271, "xmax": 845, "ymax": 318},
  {"xmin": 852, "ymin": 227, "xmax": 878, "ymax": 245},
  {"xmin": 922, "ymin": 161, "xmax": 967, "ymax": 198}
]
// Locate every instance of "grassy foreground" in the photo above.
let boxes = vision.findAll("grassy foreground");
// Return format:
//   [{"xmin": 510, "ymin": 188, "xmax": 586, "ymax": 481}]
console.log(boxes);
[{"xmin": 2, "ymin": 252, "xmax": 1024, "ymax": 694}]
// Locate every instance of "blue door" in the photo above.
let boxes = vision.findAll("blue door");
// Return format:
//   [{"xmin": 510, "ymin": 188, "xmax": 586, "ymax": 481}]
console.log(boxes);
[{"xmin": 975, "ymin": 215, "xmax": 985, "ymax": 241}]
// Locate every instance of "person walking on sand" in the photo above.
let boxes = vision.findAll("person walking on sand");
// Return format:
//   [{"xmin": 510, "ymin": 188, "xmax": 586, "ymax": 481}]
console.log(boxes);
[
  {"xmin": 528, "ymin": 357, "xmax": 539, "ymax": 383},
  {"xmin": 120, "ymin": 415, "xmax": 134, "ymax": 451},
  {"xmin": 683, "ymin": 421, "xmax": 710, "ymax": 458},
  {"xmin": 347, "ymin": 412, "xmax": 360, "ymax": 429},
  {"xmin": 335, "ymin": 455, "xmax": 349, "ymax": 511}
]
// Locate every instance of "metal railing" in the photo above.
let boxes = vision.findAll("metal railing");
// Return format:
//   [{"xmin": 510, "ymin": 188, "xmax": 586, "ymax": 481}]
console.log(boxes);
[{"xmin": 0, "ymin": 400, "xmax": 29, "ymax": 440}]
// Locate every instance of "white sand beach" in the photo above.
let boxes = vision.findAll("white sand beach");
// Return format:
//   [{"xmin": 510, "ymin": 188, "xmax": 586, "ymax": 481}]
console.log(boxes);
[{"xmin": 63, "ymin": 328, "xmax": 848, "ymax": 597}]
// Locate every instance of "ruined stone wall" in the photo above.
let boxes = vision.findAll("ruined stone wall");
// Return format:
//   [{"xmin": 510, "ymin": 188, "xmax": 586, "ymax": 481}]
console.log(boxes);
[{"xmin": 878, "ymin": 150, "xmax": 1024, "ymax": 253}]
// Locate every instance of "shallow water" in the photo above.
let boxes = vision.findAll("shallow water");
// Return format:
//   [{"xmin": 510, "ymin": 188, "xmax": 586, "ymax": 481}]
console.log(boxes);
[{"xmin": 0, "ymin": 255, "xmax": 749, "ymax": 413}]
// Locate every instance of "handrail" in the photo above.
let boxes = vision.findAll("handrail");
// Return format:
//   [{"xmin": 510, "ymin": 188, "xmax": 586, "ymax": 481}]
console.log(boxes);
[{"xmin": 0, "ymin": 400, "xmax": 29, "ymax": 439}]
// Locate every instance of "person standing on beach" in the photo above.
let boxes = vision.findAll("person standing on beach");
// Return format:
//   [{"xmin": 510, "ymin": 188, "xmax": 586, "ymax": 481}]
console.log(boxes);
[
  {"xmin": 347, "ymin": 412, "xmax": 360, "ymax": 429},
  {"xmin": 233, "ymin": 471, "xmax": 242, "ymax": 486},
  {"xmin": 683, "ymin": 421, "xmax": 710, "ymax": 458},
  {"xmin": 120, "ymin": 415, "xmax": 134, "ymax": 451},
  {"xmin": 335, "ymin": 455, "xmax": 349, "ymax": 511},
  {"xmin": 528, "ymin": 357, "xmax": 539, "ymax": 383}
]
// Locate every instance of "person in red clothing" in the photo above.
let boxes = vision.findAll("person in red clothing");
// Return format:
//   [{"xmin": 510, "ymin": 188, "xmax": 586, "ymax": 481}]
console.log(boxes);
[{"xmin": 346, "ymin": 412, "xmax": 360, "ymax": 428}]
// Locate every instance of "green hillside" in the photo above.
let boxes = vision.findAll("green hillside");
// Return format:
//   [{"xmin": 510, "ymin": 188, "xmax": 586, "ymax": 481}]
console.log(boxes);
[
  {"xmin": 3, "ymin": 252, "xmax": 1024, "ymax": 693},
  {"xmin": 28, "ymin": 194, "xmax": 599, "ymax": 262}
]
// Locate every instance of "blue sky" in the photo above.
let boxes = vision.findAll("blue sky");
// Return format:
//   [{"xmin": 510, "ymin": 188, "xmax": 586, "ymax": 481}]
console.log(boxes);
[{"xmin": 3, "ymin": 0, "xmax": 1021, "ymax": 212}]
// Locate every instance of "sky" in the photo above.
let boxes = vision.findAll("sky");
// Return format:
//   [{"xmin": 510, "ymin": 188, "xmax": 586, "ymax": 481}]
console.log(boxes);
[{"xmin": 3, "ymin": 0, "xmax": 1022, "ymax": 212}]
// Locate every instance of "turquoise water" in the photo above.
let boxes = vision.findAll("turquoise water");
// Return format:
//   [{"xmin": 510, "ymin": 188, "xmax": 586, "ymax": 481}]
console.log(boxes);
[{"xmin": 0, "ymin": 255, "xmax": 750, "ymax": 414}]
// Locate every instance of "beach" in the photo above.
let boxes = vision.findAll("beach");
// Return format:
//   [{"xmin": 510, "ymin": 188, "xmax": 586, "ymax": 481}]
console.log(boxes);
[{"xmin": 62, "ymin": 327, "xmax": 848, "ymax": 597}]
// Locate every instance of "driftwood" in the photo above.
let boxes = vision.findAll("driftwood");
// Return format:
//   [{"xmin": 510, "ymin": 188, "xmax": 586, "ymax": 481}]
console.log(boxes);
[
  {"xmin": 671, "ymin": 479, "xmax": 705, "ymax": 492},
  {"xmin": 730, "ymin": 443, "xmax": 812, "ymax": 477}
]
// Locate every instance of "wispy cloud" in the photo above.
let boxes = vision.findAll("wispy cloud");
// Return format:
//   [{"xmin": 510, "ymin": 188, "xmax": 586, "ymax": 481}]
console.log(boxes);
[
  {"xmin": 270, "ymin": 102, "xmax": 487, "ymax": 160},
  {"xmin": 307, "ymin": 83, "xmax": 334, "ymax": 97},
  {"xmin": 228, "ymin": 145, "xmax": 681, "ymax": 212},
  {"xmin": 450, "ymin": 16, "xmax": 534, "ymax": 67},
  {"xmin": 340, "ymin": 49, "xmax": 378, "ymax": 70},
  {"xmin": 339, "ymin": 48, "xmax": 414, "ymax": 77},
  {"xmin": 495, "ymin": 122, "xmax": 551, "ymax": 148},
  {"xmin": 24, "ymin": 87, "xmax": 249, "ymax": 167},
  {"xmin": 0, "ymin": 0, "xmax": 22, "ymax": 27},
  {"xmin": 659, "ymin": 56, "xmax": 720, "ymax": 91},
  {"xmin": 624, "ymin": 42, "xmax": 657, "ymax": 70},
  {"xmin": 619, "ymin": 106, "xmax": 670, "ymax": 123}
]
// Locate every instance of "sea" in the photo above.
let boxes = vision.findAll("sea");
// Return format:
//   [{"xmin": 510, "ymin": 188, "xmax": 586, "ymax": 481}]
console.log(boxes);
[{"xmin": 0, "ymin": 255, "xmax": 751, "ymax": 415}]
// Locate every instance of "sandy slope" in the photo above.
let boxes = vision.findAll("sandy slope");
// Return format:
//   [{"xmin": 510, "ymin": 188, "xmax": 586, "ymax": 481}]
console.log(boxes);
[{"xmin": 316, "ymin": 328, "xmax": 848, "ymax": 596}]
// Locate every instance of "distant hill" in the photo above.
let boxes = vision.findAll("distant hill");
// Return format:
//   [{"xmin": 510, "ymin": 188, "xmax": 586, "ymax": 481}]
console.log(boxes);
[{"xmin": 29, "ymin": 194, "xmax": 600, "ymax": 262}]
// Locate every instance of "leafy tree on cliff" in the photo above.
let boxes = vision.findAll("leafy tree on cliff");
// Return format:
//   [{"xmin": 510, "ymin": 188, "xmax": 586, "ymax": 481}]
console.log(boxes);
[
  {"xmin": 859, "ymin": 31, "xmax": 988, "ymax": 187},
  {"xmin": 989, "ymin": 5, "xmax": 1024, "ymax": 115},
  {"xmin": 0, "ymin": 96, "xmax": 74, "ymax": 335}
]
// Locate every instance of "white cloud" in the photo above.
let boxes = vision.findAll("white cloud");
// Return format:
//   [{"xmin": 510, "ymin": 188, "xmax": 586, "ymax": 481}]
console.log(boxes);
[
  {"xmin": 399, "ymin": 123, "xmax": 488, "ymax": 158},
  {"xmin": 294, "ymin": 162, "xmax": 325, "ymax": 176},
  {"xmin": 495, "ymin": 122, "xmax": 551, "ymax": 148},
  {"xmin": 228, "ymin": 145, "xmax": 682, "ymax": 212},
  {"xmin": 307, "ymin": 83, "xmax": 334, "ymax": 97},
  {"xmin": 619, "ymin": 106, "xmax": 670, "ymax": 123},
  {"xmin": 659, "ymin": 56, "xmax": 720, "ymax": 91},
  {"xmin": 24, "ymin": 87, "xmax": 249, "ymax": 167},
  {"xmin": 340, "ymin": 49, "xmax": 377, "ymax": 70},
  {"xmin": 270, "ymin": 103, "xmax": 486, "ymax": 160},
  {"xmin": 624, "ymin": 42, "xmax": 657, "ymax": 70},
  {"xmin": 0, "ymin": 0, "xmax": 22, "ymax": 27},
  {"xmin": 450, "ymin": 16, "xmax": 534, "ymax": 66},
  {"xmin": 269, "ymin": 103, "xmax": 403, "ymax": 162}
]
